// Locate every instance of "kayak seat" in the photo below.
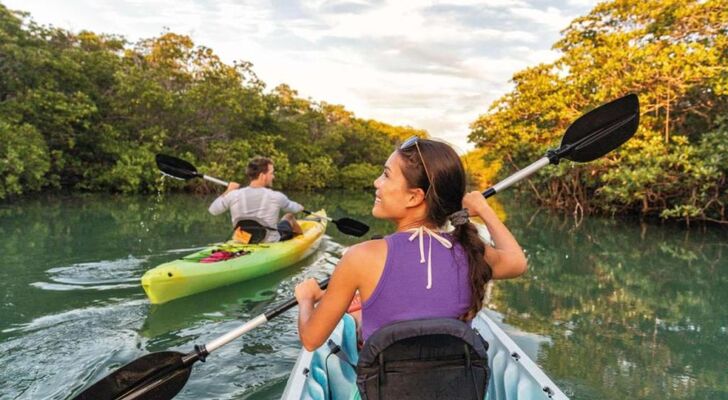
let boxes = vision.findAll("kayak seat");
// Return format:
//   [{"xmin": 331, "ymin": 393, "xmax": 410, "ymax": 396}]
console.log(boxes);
[
  {"xmin": 356, "ymin": 318, "xmax": 490, "ymax": 400},
  {"xmin": 233, "ymin": 219, "xmax": 268, "ymax": 244}
]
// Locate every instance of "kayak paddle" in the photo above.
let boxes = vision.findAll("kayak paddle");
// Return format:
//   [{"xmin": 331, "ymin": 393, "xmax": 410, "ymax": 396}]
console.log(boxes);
[
  {"xmin": 300, "ymin": 210, "xmax": 370, "ymax": 237},
  {"xmin": 155, "ymin": 154, "xmax": 370, "ymax": 237},
  {"xmin": 72, "ymin": 278, "xmax": 330, "ymax": 400},
  {"xmin": 482, "ymin": 93, "xmax": 639, "ymax": 198},
  {"xmin": 75, "ymin": 94, "xmax": 639, "ymax": 400}
]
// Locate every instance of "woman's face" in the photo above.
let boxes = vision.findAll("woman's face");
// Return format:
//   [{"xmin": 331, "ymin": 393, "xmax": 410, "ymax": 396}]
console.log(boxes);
[{"xmin": 372, "ymin": 151, "xmax": 423, "ymax": 220}]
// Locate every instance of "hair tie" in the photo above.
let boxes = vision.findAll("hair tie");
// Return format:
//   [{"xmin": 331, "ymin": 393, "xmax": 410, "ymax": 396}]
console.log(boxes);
[{"xmin": 449, "ymin": 209, "xmax": 470, "ymax": 227}]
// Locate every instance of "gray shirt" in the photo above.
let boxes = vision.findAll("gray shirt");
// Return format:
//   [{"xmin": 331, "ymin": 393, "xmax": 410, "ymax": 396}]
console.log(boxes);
[{"xmin": 208, "ymin": 187, "xmax": 304, "ymax": 242}]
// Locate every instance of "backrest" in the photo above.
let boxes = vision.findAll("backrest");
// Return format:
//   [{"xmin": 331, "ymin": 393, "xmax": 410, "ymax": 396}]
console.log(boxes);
[
  {"xmin": 356, "ymin": 318, "xmax": 489, "ymax": 400},
  {"xmin": 233, "ymin": 219, "xmax": 268, "ymax": 244}
]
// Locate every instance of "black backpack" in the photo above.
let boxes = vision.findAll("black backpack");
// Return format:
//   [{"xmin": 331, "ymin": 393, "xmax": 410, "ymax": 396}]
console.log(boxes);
[{"xmin": 356, "ymin": 318, "xmax": 490, "ymax": 400}]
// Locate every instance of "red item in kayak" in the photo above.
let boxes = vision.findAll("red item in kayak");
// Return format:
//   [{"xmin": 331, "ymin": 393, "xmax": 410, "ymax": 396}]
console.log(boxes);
[
  {"xmin": 200, "ymin": 251, "xmax": 235, "ymax": 263},
  {"xmin": 200, "ymin": 249, "xmax": 251, "ymax": 263}
]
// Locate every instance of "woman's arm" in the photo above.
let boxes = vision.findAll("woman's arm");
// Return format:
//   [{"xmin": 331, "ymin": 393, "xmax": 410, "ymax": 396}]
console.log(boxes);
[
  {"xmin": 462, "ymin": 191, "xmax": 527, "ymax": 279},
  {"xmin": 295, "ymin": 243, "xmax": 366, "ymax": 351}
]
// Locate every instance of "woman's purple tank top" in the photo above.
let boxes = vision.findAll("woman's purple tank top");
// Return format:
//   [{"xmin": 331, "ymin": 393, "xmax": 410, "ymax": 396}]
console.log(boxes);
[{"xmin": 361, "ymin": 231, "xmax": 472, "ymax": 341}]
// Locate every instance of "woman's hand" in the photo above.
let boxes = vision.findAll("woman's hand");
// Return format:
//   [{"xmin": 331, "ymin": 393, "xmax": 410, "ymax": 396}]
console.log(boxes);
[
  {"xmin": 462, "ymin": 192, "xmax": 527, "ymax": 279},
  {"xmin": 462, "ymin": 190, "xmax": 492, "ymax": 217},
  {"xmin": 295, "ymin": 278, "xmax": 325, "ymax": 305}
]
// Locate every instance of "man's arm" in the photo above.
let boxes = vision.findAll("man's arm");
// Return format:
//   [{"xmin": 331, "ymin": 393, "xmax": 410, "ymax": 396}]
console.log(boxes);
[
  {"xmin": 276, "ymin": 191, "xmax": 304, "ymax": 213},
  {"xmin": 208, "ymin": 182, "xmax": 240, "ymax": 215}
]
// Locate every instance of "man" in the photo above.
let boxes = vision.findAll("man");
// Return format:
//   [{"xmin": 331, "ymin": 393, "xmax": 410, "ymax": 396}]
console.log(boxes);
[{"xmin": 209, "ymin": 156, "xmax": 303, "ymax": 243}]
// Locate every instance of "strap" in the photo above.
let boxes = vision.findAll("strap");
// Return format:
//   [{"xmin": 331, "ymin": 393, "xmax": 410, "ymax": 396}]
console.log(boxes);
[
  {"xmin": 406, "ymin": 226, "xmax": 453, "ymax": 289},
  {"xmin": 326, "ymin": 339, "xmax": 356, "ymax": 368},
  {"xmin": 240, "ymin": 186, "xmax": 248, "ymax": 211}
]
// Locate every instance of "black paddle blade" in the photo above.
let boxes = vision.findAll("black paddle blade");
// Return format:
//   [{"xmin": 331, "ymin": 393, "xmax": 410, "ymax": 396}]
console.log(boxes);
[
  {"xmin": 333, "ymin": 217, "xmax": 370, "ymax": 237},
  {"xmin": 73, "ymin": 351, "xmax": 191, "ymax": 400},
  {"xmin": 156, "ymin": 154, "xmax": 200, "ymax": 180},
  {"xmin": 560, "ymin": 94, "xmax": 639, "ymax": 162}
]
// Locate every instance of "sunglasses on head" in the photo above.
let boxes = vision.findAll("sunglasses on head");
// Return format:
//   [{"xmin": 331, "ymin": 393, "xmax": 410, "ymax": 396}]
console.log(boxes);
[
  {"xmin": 400, "ymin": 136, "xmax": 436, "ymax": 198},
  {"xmin": 400, "ymin": 136, "xmax": 420, "ymax": 150}
]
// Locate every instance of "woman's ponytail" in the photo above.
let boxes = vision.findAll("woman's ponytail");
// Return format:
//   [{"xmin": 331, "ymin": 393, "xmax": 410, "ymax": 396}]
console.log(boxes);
[
  {"xmin": 397, "ymin": 138, "xmax": 493, "ymax": 320},
  {"xmin": 454, "ymin": 221, "xmax": 492, "ymax": 320}
]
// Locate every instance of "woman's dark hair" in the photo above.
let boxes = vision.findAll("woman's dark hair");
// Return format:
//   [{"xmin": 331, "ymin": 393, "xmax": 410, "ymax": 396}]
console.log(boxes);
[
  {"xmin": 397, "ymin": 139, "xmax": 492, "ymax": 320},
  {"xmin": 246, "ymin": 156, "xmax": 273, "ymax": 181}
]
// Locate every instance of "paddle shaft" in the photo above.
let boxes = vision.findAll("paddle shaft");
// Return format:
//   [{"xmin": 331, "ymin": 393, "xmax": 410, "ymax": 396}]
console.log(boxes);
[
  {"xmin": 199, "ymin": 176, "xmax": 332, "ymax": 224},
  {"xmin": 83, "ymin": 94, "xmax": 636, "ymax": 399},
  {"xmin": 71, "ymin": 279, "xmax": 331, "ymax": 400},
  {"xmin": 201, "ymin": 174, "xmax": 338, "ymax": 226},
  {"xmin": 481, "ymin": 95, "xmax": 638, "ymax": 198},
  {"xmin": 204, "ymin": 278, "xmax": 330, "ymax": 353},
  {"xmin": 201, "ymin": 175, "xmax": 335, "ymax": 231},
  {"xmin": 204, "ymin": 175, "xmax": 228, "ymax": 186},
  {"xmin": 482, "ymin": 156, "xmax": 551, "ymax": 198},
  {"xmin": 201, "ymin": 175, "xmax": 307, "ymax": 232},
  {"xmin": 200, "ymin": 175, "xmax": 333, "ymax": 225},
  {"xmin": 302, "ymin": 209, "xmax": 334, "ymax": 222},
  {"xmin": 156, "ymin": 153, "xmax": 370, "ymax": 236},
  {"xmin": 480, "ymin": 139, "xmax": 594, "ymax": 198}
]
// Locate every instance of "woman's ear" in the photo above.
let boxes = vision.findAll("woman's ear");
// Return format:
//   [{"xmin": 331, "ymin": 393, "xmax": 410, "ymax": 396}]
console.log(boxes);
[{"xmin": 405, "ymin": 187, "xmax": 427, "ymax": 208}]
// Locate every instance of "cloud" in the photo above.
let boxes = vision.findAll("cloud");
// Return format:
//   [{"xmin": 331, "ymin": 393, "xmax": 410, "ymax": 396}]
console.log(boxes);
[
  {"xmin": 4, "ymin": 0, "xmax": 598, "ymax": 151},
  {"xmin": 509, "ymin": 6, "xmax": 575, "ymax": 30}
]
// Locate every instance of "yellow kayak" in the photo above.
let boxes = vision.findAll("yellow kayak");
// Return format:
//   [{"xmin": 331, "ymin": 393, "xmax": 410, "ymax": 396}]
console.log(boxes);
[{"xmin": 141, "ymin": 210, "xmax": 327, "ymax": 304}]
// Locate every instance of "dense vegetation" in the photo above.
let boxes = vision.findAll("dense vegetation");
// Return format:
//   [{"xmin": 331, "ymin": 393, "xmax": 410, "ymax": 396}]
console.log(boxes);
[
  {"xmin": 0, "ymin": 4, "xmax": 424, "ymax": 199},
  {"xmin": 3, "ymin": 1, "xmax": 726, "ymax": 223},
  {"xmin": 469, "ymin": 0, "xmax": 727, "ymax": 223}
]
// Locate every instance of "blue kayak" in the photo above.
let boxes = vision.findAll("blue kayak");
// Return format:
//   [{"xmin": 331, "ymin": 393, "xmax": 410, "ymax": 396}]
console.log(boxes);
[{"xmin": 281, "ymin": 311, "xmax": 569, "ymax": 400}]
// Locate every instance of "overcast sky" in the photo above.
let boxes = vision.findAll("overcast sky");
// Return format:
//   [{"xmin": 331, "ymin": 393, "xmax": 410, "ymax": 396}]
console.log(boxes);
[{"xmin": 5, "ymin": 0, "xmax": 597, "ymax": 152}]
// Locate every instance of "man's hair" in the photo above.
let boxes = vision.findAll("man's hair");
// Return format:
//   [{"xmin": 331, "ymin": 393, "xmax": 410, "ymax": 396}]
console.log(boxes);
[{"xmin": 246, "ymin": 156, "xmax": 273, "ymax": 181}]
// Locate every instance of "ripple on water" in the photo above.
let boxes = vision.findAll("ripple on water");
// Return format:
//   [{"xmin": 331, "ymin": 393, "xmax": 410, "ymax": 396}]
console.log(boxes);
[
  {"xmin": 0, "ymin": 299, "xmax": 147, "ymax": 400},
  {"xmin": 171, "ymin": 313, "xmax": 304, "ymax": 400},
  {"xmin": 2, "ymin": 237, "xmax": 343, "ymax": 400},
  {"xmin": 30, "ymin": 255, "xmax": 147, "ymax": 291}
]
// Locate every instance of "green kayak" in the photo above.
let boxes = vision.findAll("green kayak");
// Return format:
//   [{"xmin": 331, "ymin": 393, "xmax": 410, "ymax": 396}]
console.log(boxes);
[{"xmin": 141, "ymin": 210, "xmax": 328, "ymax": 304}]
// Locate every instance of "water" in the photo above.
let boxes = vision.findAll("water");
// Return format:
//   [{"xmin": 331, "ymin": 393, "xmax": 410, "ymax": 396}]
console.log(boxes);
[{"xmin": 0, "ymin": 192, "xmax": 725, "ymax": 399}]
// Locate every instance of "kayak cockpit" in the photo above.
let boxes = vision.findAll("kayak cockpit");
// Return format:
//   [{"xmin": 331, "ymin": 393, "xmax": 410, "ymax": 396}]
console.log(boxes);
[{"xmin": 282, "ymin": 311, "xmax": 569, "ymax": 400}]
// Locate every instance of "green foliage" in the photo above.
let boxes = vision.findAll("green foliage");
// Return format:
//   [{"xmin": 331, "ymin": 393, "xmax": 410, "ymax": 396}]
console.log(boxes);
[
  {"xmin": 339, "ymin": 163, "xmax": 380, "ymax": 190},
  {"xmin": 0, "ymin": 121, "xmax": 50, "ymax": 199},
  {"xmin": 288, "ymin": 156, "xmax": 337, "ymax": 190},
  {"xmin": 202, "ymin": 140, "xmax": 253, "ymax": 182},
  {"xmin": 469, "ymin": 0, "xmax": 727, "ymax": 223},
  {"xmin": 96, "ymin": 145, "xmax": 158, "ymax": 193},
  {"xmin": 0, "ymin": 4, "xmax": 419, "ymax": 198}
]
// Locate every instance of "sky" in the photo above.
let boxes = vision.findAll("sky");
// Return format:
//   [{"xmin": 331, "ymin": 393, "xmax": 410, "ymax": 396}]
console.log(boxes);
[{"xmin": 4, "ymin": 0, "xmax": 598, "ymax": 152}]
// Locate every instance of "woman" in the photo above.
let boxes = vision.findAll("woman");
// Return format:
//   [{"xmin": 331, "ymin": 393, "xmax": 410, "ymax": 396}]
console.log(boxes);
[{"xmin": 295, "ymin": 137, "xmax": 527, "ymax": 351}]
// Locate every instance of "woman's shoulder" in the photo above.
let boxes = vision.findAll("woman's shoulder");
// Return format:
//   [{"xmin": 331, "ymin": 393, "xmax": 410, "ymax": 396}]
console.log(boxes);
[
  {"xmin": 336, "ymin": 238, "xmax": 388, "ymax": 286},
  {"xmin": 346, "ymin": 238, "xmax": 387, "ymax": 257},
  {"xmin": 339, "ymin": 238, "xmax": 388, "ymax": 270}
]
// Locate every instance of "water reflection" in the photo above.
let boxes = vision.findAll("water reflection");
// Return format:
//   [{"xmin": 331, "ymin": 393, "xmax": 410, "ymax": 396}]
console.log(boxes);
[
  {"xmin": 491, "ymin": 199, "xmax": 728, "ymax": 399},
  {"xmin": 0, "ymin": 191, "xmax": 725, "ymax": 399},
  {"xmin": 141, "ymin": 267, "xmax": 302, "ymax": 339}
]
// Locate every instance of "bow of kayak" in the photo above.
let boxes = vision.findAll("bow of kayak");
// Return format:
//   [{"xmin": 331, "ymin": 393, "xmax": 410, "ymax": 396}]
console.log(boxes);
[{"xmin": 142, "ymin": 210, "xmax": 328, "ymax": 304}]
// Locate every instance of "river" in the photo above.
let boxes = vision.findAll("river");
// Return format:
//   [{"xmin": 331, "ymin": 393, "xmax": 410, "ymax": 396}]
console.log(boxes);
[{"xmin": 0, "ymin": 191, "xmax": 725, "ymax": 399}]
